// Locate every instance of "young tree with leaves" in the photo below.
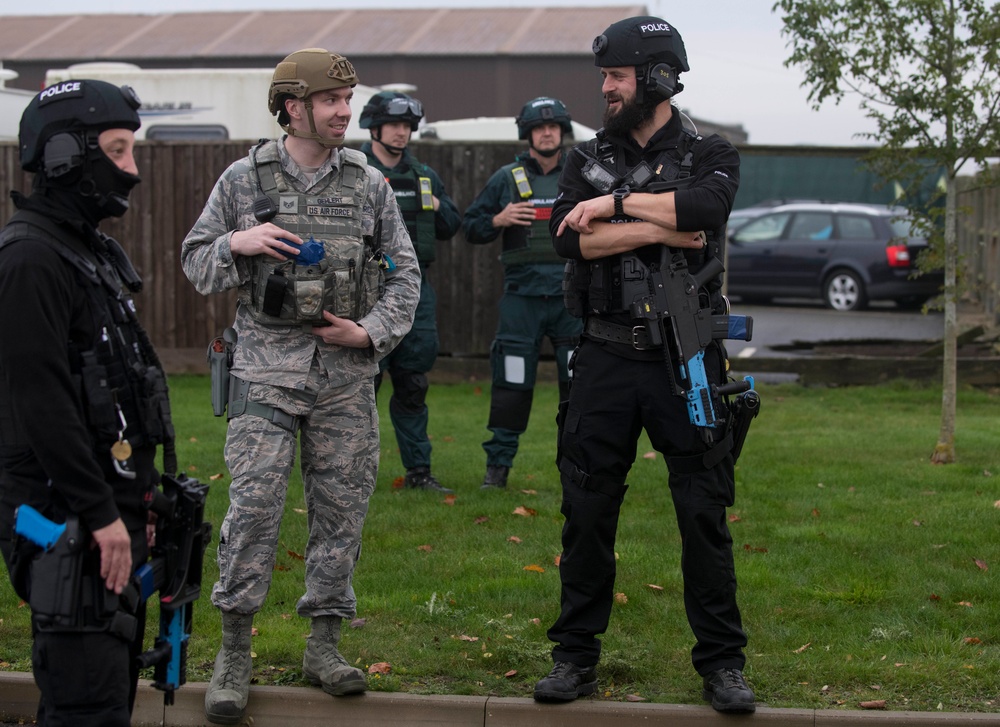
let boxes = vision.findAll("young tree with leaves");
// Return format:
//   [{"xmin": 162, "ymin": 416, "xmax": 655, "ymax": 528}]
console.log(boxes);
[{"xmin": 773, "ymin": 0, "xmax": 1000, "ymax": 463}]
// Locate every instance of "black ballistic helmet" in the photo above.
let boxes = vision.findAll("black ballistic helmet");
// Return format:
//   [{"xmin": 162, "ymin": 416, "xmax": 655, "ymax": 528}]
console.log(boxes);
[
  {"xmin": 593, "ymin": 16, "xmax": 689, "ymax": 102},
  {"xmin": 19, "ymin": 79, "xmax": 141, "ymax": 173},
  {"xmin": 593, "ymin": 16, "xmax": 689, "ymax": 72},
  {"xmin": 359, "ymin": 91, "xmax": 424, "ymax": 131},
  {"xmin": 515, "ymin": 97, "xmax": 573, "ymax": 140}
]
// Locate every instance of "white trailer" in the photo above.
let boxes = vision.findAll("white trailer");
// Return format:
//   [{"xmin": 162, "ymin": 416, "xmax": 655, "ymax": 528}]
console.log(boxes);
[
  {"xmin": 43, "ymin": 62, "xmax": 398, "ymax": 142},
  {"xmin": 0, "ymin": 66, "xmax": 35, "ymax": 142}
]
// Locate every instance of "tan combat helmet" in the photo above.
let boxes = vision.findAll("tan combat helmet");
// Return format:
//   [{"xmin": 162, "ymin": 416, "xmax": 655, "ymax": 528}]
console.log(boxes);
[{"xmin": 268, "ymin": 48, "xmax": 358, "ymax": 147}]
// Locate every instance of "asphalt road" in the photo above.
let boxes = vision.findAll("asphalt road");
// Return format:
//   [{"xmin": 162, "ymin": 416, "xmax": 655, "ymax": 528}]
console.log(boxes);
[{"xmin": 724, "ymin": 298, "xmax": 944, "ymax": 359}]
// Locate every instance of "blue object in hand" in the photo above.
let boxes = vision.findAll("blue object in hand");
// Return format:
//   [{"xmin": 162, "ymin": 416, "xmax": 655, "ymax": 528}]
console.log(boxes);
[{"xmin": 279, "ymin": 236, "xmax": 325, "ymax": 266}]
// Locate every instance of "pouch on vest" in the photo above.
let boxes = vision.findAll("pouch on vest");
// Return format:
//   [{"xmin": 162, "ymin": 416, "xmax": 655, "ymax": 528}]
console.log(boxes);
[
  {"xmin": 418, "ymin": 177, "xmax": 434, "ymax": 211},
  {"xmin": 511, "ymin": 167, "xmax": 532, "ymax": 199}
]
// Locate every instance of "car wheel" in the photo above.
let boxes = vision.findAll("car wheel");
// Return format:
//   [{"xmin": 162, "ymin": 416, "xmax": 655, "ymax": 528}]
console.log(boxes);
[{"xmin": 823, "ymin": 269, "xmax": 867, "ymax": 311}]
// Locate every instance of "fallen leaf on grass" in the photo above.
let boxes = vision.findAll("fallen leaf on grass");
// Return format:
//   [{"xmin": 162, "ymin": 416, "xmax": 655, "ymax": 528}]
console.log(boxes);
[
  {"xmin": 625, "ymin": 694, "xmax": 647, "ymax": 702},
  {"xmin": 614, "ymin": 592, "xmax": 628, "ymax": 604},
  {"xmin": 973, "ymin": 558, "xmax": 988, "ymax": 571},
  {"xmin": 473, "ymin": 386, "xmax": 483, "ymax": 396},
  {"xmin": 210, "ymin": 473, "xmax": 225, "ymax": 481},
  {"xmin": 287, "ymin": 549, "xmax": 304, "ymax": 561},
  {"xmin": 530, "ymin": 618, "xmax": 541, "ymax": 625},
  {"xmin": 728, "ymin": 514, "xmax": 742, "ymax": 523},
  {"xmin": 293, "ymin": 508, "xmax": 306, "ymax": 514},
  {"xmin": 520, "ymin": 489, "xmax": 538, "ymax": 495},
  {"xmin": 368, "ymin": 662, "xmax": 391, "ymax": 674},
  {"xmin": 457, "ymin": 634, "xmax": 479, "ymax": 642},
  {"xmin": 513, "ymin": 505, "xmax": 537, "ymax": 517},
  {"xmin": 505, "ymin": 670, "xmax": 518, "ymax": 678},
  {"xmin": 811, "ymin": 508, "xmax": 820, "ymax": 518},
  {"xmin": 646, "ymin": 584, "xmax": 664, "ymax": 592},
  {"xmin": 554, "ymin": 554, "xmax": 561, "ymax": 566},
  {"xmin": 929, "ymin": 593, "xmax": 941, "ymax": 601},
  {"xmin": 443, "ymin": 494, "xmax": 457, "ymax": 506},
  {"xmin": 442, "ymin": 436, "xmax": 454, "ymax": 443},
  {"xmin": 524, "ymin": 564, "xmax": 545, "ymax": 573},
  {"xmin": 417, "ymin": 544, "xmax": 433, "ymax": 552},
  {"xmin": 392, "ymin": 476, "xmax": 405, "ymax": 489},
  {"xmin": 187, "ymin": 465, "xmax": 198, "ymax": 472},
  {"xmin": 474, "ymin": 516, "xmax": 489, "ymax": 525},
  {"xmin": 860, "ymin": 700, "xmax": 886, "ymax": 710},
  {"xmin": 642, "ymin": 451, "xmax": 657, "ymax": 460},
  {"xmin": 964, "ymin": 637, "xmax": 982, "ymax": 645},
  {"xmin": 793, "ymin": 643, "xmax": 811, "ymax": 654},
  {"xmin": 351, "ymin": 618, "xmax": 366, "ymax": 629},
  {"xmin": 743, "ymin": 544, "xmax": 768, "ymax": 554},
  {"xmin": 957, "ymin": 601, "xmax": 973, "ymax": 607},
  {"xmin": 251, "ymin": 627, "xmax": 259, "ymax": 636},
  {"xmin": 508, "ymin": 536, "xmax": 522, "ymax": 544}
]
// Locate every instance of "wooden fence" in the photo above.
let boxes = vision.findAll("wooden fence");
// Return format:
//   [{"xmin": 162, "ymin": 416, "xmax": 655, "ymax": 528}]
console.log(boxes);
[
  {"xmin": 2, "ymin": 140, "xmax": 997, "ymax": 373},
  {"xmin": 956, "ymin": 173, "xmax": 1000, "ymax": 319}
]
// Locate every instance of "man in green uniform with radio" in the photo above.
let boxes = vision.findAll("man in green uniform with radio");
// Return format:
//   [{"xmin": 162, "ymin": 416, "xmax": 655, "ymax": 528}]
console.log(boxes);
[
  {"xmin": 462, "ymin": 97, "xmax": 582, "ymax": 490},
  {"xmin": 359, "ymin": 91, "xmax": 462, "ymax": 493}
]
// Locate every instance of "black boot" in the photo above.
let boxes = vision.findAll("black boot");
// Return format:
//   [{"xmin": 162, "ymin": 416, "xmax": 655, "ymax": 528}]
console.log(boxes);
[
  {"xmin": 480, "ymin": 464, "xmax": 509, "ymax": 489},
  {"xmin": 533, "ymin": 661, "xmax": 598, "ymax": 702},
  {"xmin": 702, "ymin": 668, "xmax": 756, "ymax": 713},
  {"xmin": 404, "ymin": 466, "xmax": 453, "ymax": 493}
]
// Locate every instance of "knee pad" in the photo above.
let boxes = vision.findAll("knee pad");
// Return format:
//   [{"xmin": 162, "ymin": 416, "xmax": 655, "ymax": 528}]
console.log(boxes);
[
  {"xmin": 488, "ymin": 386, "xmax": 533, "ymax": 433},
  {"xmin": 490, "ymin": 334, "xmax": 538, "ymax": 391},
  {"xmin": 390, "ymin": 369, "xmax": 429, "ymax": 412}
]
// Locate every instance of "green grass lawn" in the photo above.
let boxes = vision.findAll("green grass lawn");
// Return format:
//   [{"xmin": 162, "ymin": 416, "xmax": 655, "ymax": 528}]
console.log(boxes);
[{"xmin": 1, "ymin": 376, "xmax": 998, "ymax": 711}]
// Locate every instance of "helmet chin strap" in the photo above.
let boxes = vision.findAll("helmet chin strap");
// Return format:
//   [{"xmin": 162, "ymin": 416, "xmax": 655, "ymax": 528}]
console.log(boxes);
[
  {"xmin": 373, "ymin": 128, "xmax": 406, "ymax": 157},
  {"xmin": 283, "ymin": 98, "xmax": 344, "ymax": 148}
]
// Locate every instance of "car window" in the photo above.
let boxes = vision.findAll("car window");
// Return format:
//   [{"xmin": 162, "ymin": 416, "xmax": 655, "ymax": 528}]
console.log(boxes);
[
  {"xmin": 788, "ymin": 212, "xmax": 834, "ymax": 240},
  {"xmin": 838, "ymin": 215, "xmax": 878, "ymax": 239},
  {"xmin": 733, "ymin": 212, "xmax": 791, "ymax": 242}
]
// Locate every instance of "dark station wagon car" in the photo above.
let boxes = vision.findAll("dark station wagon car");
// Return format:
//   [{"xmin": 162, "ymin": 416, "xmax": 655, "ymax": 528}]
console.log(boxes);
[{"xmin": 725, "ymin": 202, "xmax": 942, "ymax": 311}]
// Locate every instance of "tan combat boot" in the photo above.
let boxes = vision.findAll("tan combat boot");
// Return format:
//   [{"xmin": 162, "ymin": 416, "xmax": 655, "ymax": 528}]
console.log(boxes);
[
  {"xmin": 205, "ymin": 612, "xmax": 253, "ymax": 725},
  {"xmin": 302, "ymin": 615, "xmax": 367, "ymax": 696}
]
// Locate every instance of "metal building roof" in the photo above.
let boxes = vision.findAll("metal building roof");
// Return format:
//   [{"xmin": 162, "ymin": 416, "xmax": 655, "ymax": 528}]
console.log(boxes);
[{"xmin": 0, "ymin": 6, "xmax": 648, "ymax": 61}]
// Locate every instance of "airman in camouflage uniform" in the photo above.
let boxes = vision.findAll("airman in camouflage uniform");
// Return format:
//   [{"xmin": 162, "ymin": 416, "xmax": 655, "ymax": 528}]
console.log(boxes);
[{"xmin": 181, "ymin": 49, "xmax": 419, "ymax": 725}]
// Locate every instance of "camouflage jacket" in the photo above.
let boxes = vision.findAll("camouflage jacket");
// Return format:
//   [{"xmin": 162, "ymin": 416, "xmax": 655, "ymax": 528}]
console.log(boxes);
[{"xmin": 181, "ymin": 138, "xmax": 420, "ymax": 389}]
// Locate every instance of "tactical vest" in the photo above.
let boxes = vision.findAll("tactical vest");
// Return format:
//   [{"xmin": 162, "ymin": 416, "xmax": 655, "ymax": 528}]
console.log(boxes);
[
  {"xmin": 563, "ymin": 130, "xmax": 727, "ymax": 317},
  {"xmin": 0, "ymin": 211, "xmax": 175, "ymax": 466},
  {"xmin": 382, "ymin": 163, "xmax": 436, "ymax": 264},
  {"xmin": 246, "ymin": 141, "xmax": 383, "ymax": 325},
  {"xmin": 500, "ymin": 160, "xmax": 565, "ymax": 267}
]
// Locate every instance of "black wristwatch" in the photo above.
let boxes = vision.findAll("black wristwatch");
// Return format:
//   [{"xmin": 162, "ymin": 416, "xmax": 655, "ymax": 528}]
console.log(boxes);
[{"xmin": 612, "ymin": 187, "xmax": 630, "ymax": 217}]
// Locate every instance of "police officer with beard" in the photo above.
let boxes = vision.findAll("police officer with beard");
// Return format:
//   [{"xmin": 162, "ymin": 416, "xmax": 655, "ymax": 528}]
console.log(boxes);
[
  {"xmin": 0, "ymin": 80, "xmax": 175, "ymax": 726},
  {"xmin": 463, "ymin": 97, "xmax": 582, "ymax": 490},
  {"xmin": 359, "ymin": 91, "xmax": 462, "ymax": 493},
  {"xmin": 533, "ymin": 17, "xmax": 755, "ymax": 712}
]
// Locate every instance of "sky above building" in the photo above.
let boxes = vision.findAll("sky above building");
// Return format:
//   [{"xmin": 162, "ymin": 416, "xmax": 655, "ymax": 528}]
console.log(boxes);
[{"xmin": 5, "ymin": 0, "xmax": 880, "ymax": 146}]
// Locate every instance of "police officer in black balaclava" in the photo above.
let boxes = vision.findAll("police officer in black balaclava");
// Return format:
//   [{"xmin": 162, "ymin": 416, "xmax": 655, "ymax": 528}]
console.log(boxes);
[{"xmin": 0, "ymin": 79, "xmax": 176, "ymax": 727}]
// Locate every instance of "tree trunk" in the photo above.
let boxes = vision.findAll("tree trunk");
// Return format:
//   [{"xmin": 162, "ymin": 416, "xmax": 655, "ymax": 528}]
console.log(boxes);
[{"xmin": 931, "ymin": 174, "xmax": 958, "ymax": 464}]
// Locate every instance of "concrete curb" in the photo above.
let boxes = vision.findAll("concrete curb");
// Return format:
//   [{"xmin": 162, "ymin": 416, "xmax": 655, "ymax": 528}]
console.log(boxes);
[{"xmin": 2, "ymin": 672, "xmax": 999, "ymax": 727}]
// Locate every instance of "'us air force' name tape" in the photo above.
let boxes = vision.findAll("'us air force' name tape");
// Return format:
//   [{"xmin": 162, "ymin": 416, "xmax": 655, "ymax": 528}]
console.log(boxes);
[
  {"xmin": 638, "ymin": 22, "xmax": 673, "ymax": 37},
  {"xmin": 280, "ymin": 195, "xmax": 353, "ymax": 217},
  {"xmin": 38, "ymin": 81, "xmax": 84, "ymax": 106}
]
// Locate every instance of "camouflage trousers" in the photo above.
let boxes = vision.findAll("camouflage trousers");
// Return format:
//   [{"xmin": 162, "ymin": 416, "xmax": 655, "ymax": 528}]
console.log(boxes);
[{"xmin": 211, "ymin": 357, "xmax": 379, "ymax": 618}]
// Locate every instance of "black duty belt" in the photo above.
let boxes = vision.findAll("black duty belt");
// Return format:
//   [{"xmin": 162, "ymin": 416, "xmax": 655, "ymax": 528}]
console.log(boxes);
[{"xmin": 584, "ymin": 318, "xmax": 661, "ymax": 350}]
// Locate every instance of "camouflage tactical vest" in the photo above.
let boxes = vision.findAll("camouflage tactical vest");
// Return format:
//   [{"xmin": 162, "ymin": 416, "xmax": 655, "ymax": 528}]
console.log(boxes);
[{"xmin": 246, "ymin": 141, "xmax": 382, "ymax": 325}]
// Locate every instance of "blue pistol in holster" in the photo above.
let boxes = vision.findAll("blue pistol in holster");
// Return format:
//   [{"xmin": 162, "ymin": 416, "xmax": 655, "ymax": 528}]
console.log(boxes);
[{"xmin": 15, "ymin": 473, "xmax": 211, "ymax": 706}]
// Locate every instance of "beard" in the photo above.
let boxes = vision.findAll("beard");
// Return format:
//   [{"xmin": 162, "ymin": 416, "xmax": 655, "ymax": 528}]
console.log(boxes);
[{"xmin": 603, "ymin": 91, "xmax": 660, "ymax": 137}]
